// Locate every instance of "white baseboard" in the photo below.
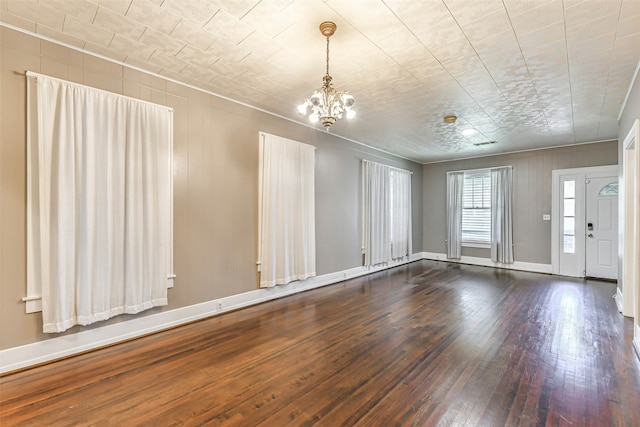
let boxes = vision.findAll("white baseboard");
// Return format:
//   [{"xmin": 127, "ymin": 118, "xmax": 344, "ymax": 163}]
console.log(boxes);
[
  {"xmin": 634, "ymin": 325, "xmax": 640, "ymax": 362},
  {"xmin": 0, "ymin": 254, "xmax": 422, "ymax": 374},
  {"xmin": 614, "ymin": 287, "xmax": 624, "ymax": 313},
  {"xmin": 419, "ymin": 252, "xmax": 552, "ymax": 274}
]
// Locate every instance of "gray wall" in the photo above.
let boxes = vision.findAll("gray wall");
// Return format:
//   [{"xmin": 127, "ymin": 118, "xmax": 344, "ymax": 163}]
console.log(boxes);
[
  {"xmin": 618, "ymin": 67, "xmax": 639, "ymax": 302},
  {"xmin": 0, "ymin": 27, "xmax": 423, "ymax": 350},
  {"xmin": 422, "ymin": 141, "xmax": 619, "ymax": 264},
  {"xmin": 620, "ymin": 70, "xmax": 640, "ymax": 144}
]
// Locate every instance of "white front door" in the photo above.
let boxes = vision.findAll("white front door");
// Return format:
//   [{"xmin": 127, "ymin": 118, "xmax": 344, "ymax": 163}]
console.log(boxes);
[
  {"xmin": 585, "ymin": 177, "xmax": 619, "ymax": 280},
  {"xmin": 552, "ymin": 165, "xmax": 619, "ymax": 279}
]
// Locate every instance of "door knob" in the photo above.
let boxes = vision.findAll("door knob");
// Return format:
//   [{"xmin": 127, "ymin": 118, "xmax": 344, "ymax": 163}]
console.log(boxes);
[{"xmin": 588, "ymin": 233, "xmax": 594, "ymax": 238}]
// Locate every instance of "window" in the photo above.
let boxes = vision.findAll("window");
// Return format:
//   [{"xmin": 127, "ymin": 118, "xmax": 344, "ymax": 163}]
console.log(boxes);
[
  {"xmin": 447, "ymin": 166, "xmax": 513, "ymax": 263},
  {"xmin": 562, "ymin": 180, "xmax": 576, "ymax": 254},
  {"xmin": 462, "ymin": 173, "xmax": 491, "ymax": 245},
  {"xmin": 599, "ymin": 182, "xmax": 618, "ymax": 195}
]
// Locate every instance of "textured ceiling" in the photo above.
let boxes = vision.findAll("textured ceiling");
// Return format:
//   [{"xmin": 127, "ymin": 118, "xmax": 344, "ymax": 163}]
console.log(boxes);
[{"xmin": 2, "ymin": 0, "xmax": 639, "ymax": 163}]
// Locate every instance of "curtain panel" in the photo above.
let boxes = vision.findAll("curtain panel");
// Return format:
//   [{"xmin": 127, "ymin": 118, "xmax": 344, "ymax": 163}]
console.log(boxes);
[
  {"xmin": 390, "ymin": 168, "xmax": 412, "ymax": 260},
  {"xmin": 362, "ymin": 160, "xmax": 412, "ymax": 266},
  {"xmin": 27, "ymin": 72, "xmax": 174, "ymax": 333},
  {"xmin": 491, "ymin": 167, "xmax": 514, "ymax": 263},
  {"xmin": 363, "ymin": 161, "xmax": 391, "ymax": 266},
  {"xmin": 446, "ymin": 172, "xmax": 464, "ymax": 259},
  {"xmin": 258, "ymin": 132, "xmax": 316, "ymax": 288}
]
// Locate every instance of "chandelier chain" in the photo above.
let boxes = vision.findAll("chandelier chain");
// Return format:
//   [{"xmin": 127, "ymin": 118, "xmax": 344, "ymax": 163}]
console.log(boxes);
[{"xmin": 325, "ymin": 36, "xmax": 330, "ymax": 77}]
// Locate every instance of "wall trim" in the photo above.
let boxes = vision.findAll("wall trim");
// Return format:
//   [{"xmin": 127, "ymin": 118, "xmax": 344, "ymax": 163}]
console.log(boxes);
[
  {"xmin": 420, "ymin": 252, "xmax": 553, "ymax": 274},
  {"xmin": 621, "ymin": 121, "xmax": 639, "ymax": 317},
  {"xmin": 634, "ymin": 324, "xmax": 640, "ymax": 362},
  {"xmin": 0, "ymin": 254, "xmax": 422, "ymax": 375},
  {"xmin": 422, "ymin": 139, "xmax": 618, "ymax": 165},
  {"xmin": 614, "ymin": 287, "xmax": 624, "ymax": 313}
]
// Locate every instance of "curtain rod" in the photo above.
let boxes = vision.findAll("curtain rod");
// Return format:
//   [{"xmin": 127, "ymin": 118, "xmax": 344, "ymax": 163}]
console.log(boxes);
[
  {"xmin": 25, "ymin": 71, "xmax": 174, "ymax": 113},
  {"xmin": 446, "ymin": 165, "xmax": 512, "ymax": 175},
  {"xmin": 361, "ymin": 159, "xmax": 413, "ymax": 174},
  {"xmin": 259, "ymin": 132, "xmax": 317, "ymax": 149}
]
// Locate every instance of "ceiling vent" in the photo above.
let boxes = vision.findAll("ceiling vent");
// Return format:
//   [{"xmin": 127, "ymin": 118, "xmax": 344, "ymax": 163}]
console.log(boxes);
[{"xmin": 472, "ymin": 140, "xmax": 497, "ymax": 146}]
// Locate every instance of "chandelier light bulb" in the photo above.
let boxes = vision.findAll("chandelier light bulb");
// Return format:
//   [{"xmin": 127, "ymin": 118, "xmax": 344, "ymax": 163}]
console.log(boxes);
[
  {"xmin": 309, "ymin": 113, "xmax": 319, "ymax": 122},
  {"xmin": 342, "ymin": 93, "xmax": 355, "ymax": 108},
  {"xmin": 310, "ymin": 92, "xmax": 323, "ymax": 107},
  {"xmin": 346, "ymin": 109, "xmax": 356, "ymax": 119},
  {"xmin": 297, "ymin": 103, "xmax": 308, "ymax": 115}
]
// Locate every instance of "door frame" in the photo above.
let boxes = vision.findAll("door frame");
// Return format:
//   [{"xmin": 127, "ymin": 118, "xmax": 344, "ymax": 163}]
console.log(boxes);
[
  {"xmin": 622, "ymin": 119, "xmax": 639, "ymax": 356},
  {"xmin": 551, "ymin": 165, "xmax": 619, "ymax": 278}
]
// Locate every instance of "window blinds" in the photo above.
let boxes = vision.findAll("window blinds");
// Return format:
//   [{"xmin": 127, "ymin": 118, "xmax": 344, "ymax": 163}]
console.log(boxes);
[{"xmin": 462, "ymin": 174, "xmax": 492, "ymax": 245}]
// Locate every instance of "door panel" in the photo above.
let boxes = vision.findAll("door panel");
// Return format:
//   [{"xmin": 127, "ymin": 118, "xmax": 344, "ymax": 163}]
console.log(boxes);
[
  {"xmin": 585, "ymin": 177, "xmax": 618, "ymax": 279},
  {"xmin": 598, "ymin": 199, "xmax": 613, "ymax": 230},
  {"xmin": 597, "ymin": 240, "xmax": 613, "ymax": 266}
]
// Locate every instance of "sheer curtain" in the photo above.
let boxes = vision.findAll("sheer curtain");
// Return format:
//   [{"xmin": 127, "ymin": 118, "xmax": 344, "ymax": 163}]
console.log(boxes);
[
  {"xmin": 27, "ymin": 72, "xmax": 173, "ymax": 333},
  {"xmin": 258, "ymin": 132, "xmax": 316, "ymax": 288},
  {"xmin": 362, "ymin": 161, "xmax": 412, "ymax": 266},
  {"xmin": 363, "ymin": 161, "xmax": 391, "ymax": 266},
  {"xmin": 491, "ymin": 166, "xmax": 514, "ymax": 263},
  {"xmin": 446, "ymin": 172, "xmax": 464, "ymax": 259},
  {"xmin": 390, "ymin": 169, "xmax": 412, "ymax": 260}
]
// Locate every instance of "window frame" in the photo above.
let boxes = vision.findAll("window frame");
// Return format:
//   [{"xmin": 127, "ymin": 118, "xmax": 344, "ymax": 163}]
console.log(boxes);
[{"xmin": 461, "ymin": 169, "xmax": 491, "ymax": 249}]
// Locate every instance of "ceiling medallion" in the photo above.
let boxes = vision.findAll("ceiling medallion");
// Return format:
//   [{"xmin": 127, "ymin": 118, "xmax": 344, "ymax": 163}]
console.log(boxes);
[{"xmin": 297, "ymin": 21, "xmax": 355, "ymax": 130}]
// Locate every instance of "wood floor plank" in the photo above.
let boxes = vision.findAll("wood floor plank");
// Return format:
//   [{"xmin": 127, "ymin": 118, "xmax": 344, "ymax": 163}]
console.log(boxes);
[{"xmin": 1, "ymin": 260, "xmax": 639, "ymax": 426}]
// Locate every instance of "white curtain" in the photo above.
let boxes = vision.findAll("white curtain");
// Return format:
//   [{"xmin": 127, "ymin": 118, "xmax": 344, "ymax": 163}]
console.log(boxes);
[
  {"xmin": 390, "ymin": 169, "xmax": 412, "ymax": 260},
  {"xmin": 27, "ymin": 73, "xmax": 173, "ymax": 333},
  {"xmin": 363, "ymin": 161, "xmax": 391, "ymax": 266},
  {"xmin": 491, "ymin": 167, "xmax": 514, "ymax": 263},
  {"xmin": 362, "ymin": 161, "xmax": 412, "ymax": 266},
  {"xmin": 446, "ymin": 172, "xmax": 464, "ymax": 259},
  {"xmin": 258, "ymin": 132, "xmax": 316, "ymax": 288}
]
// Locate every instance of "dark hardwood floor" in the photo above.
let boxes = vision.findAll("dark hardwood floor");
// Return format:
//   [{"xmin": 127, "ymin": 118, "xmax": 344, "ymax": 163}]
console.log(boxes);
[{"xmin": 1, "ymin": 260, "xmax": 639, "ymax": 426}]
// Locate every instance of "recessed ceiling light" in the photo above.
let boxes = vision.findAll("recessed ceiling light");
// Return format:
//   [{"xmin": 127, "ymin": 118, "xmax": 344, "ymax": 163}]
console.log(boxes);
[
  {"xmin": 461, "ymin": 128, "xmax": 478, "ymax": 136},
  {"xmin": 443, "ymin": 115, "xmax": 457, "ymax": 123}
]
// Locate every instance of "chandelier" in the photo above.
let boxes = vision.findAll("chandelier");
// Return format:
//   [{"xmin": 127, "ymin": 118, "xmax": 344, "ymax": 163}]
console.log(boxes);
[{"xmin": 297, "ymin": 21, "xmax": 355, "ymax": 130}]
